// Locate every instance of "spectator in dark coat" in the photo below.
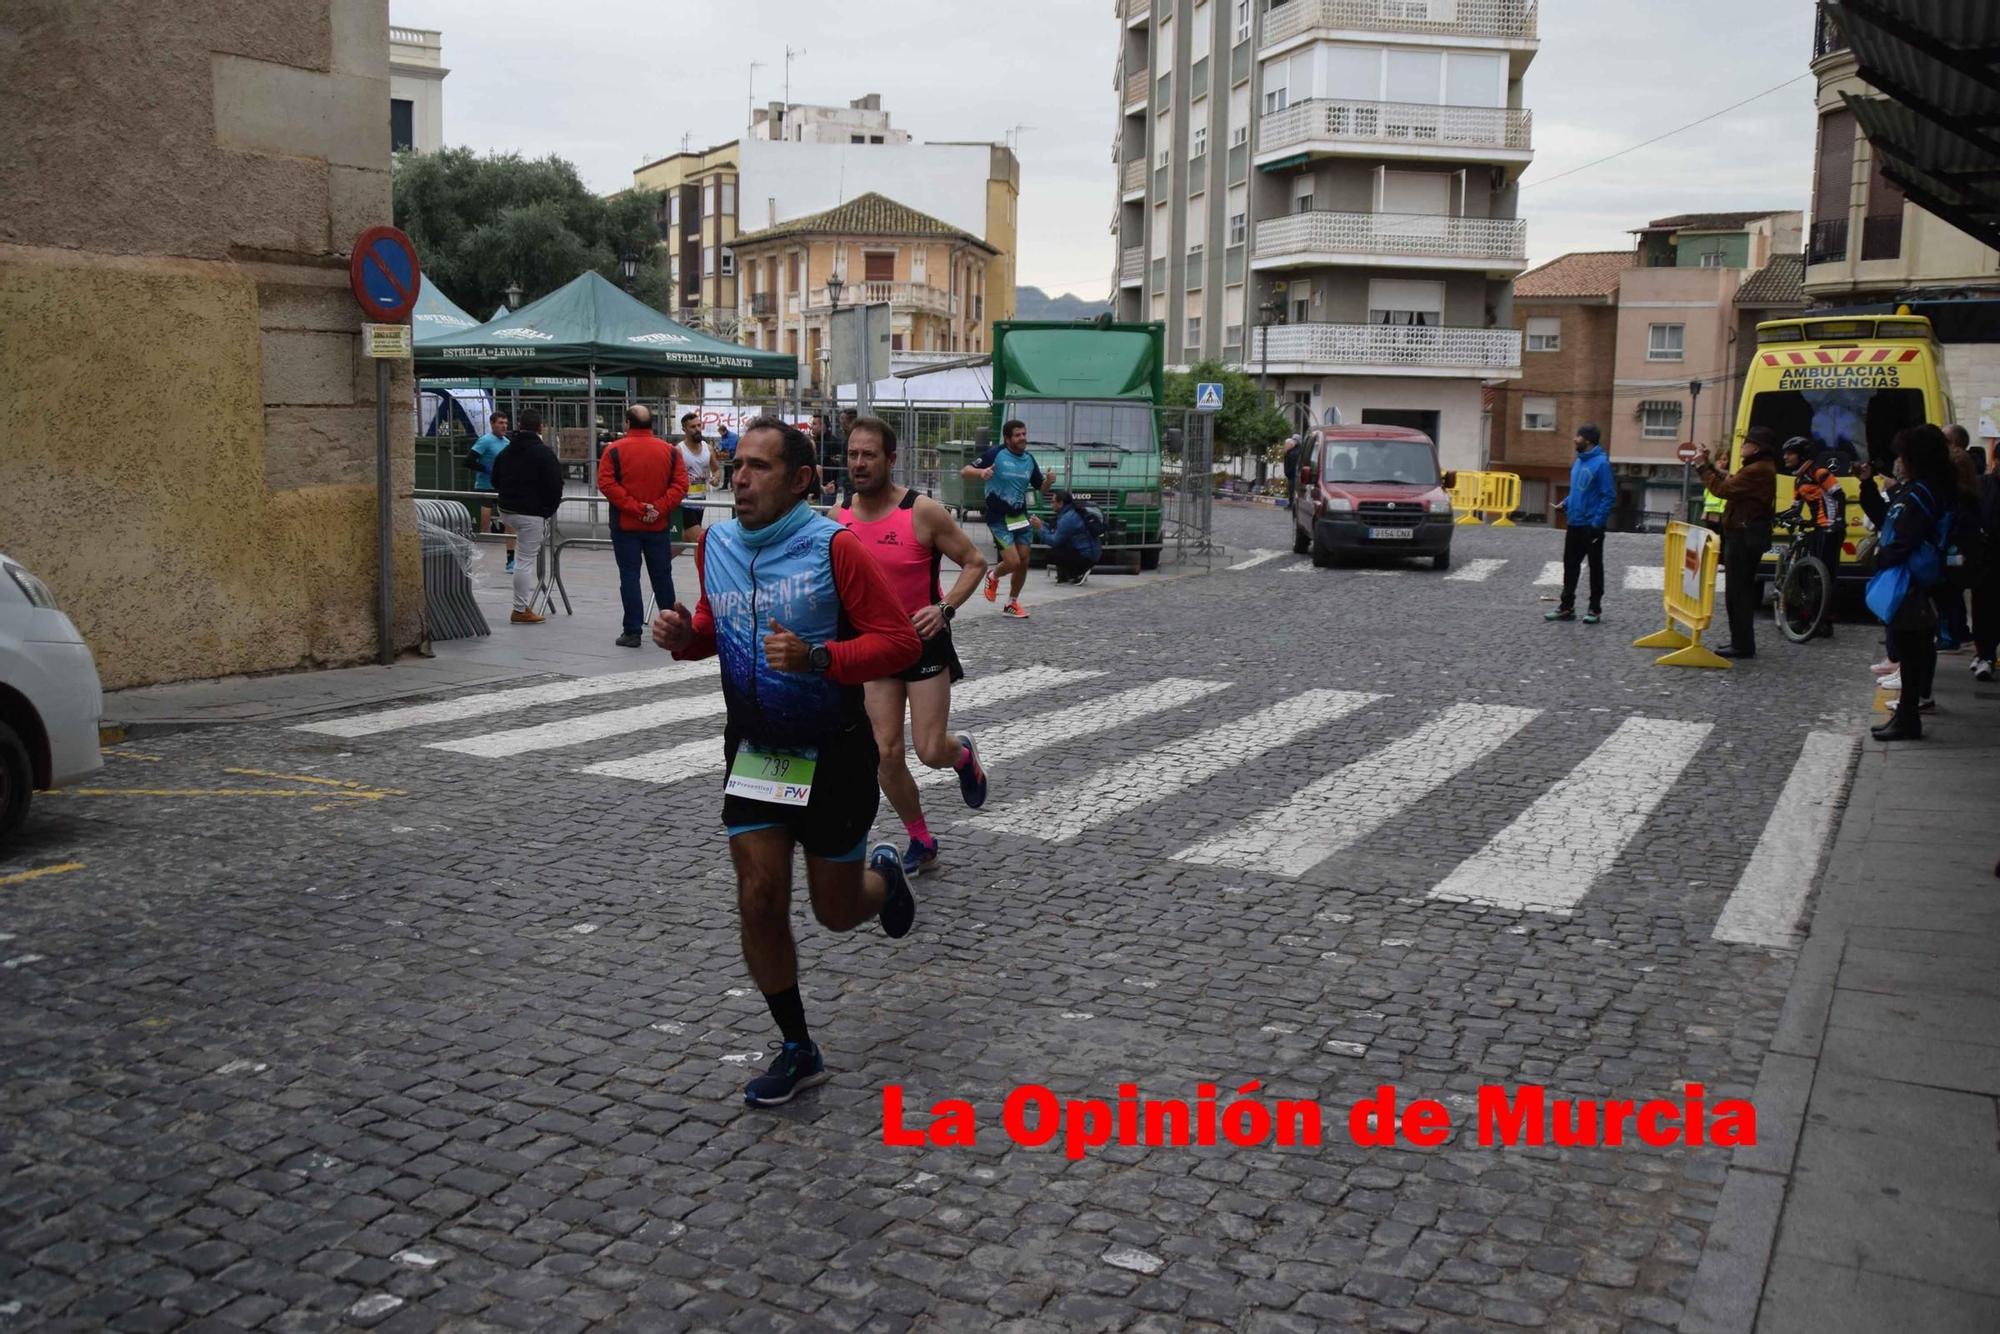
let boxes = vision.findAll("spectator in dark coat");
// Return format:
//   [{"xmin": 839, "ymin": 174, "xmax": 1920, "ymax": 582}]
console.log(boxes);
[{"xmin": 490, "ymin": 408, "xmax": 565, "ymax": 624}]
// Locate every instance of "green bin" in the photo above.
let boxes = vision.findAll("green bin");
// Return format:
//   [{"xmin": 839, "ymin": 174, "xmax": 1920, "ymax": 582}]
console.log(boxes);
[{"xmin": 933, "ymin": 440, "xmax": 988, "ymax": 516}]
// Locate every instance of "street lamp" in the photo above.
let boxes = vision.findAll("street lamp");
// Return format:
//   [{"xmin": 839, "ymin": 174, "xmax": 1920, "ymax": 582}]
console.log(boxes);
[
  {"xmin": 1258, "ymin": 298, "xmax": 1280, "ymax": 409},
  {"xmin": 824, "ymin": 273, "xmax": 845, "ymax": 411},
  {"xmin": 504, "ymin": 281, "xmax": 524, "ymax": 311},
  {"xmin": 619, "ymin": 252, "xmax": 639, "ymax": 291}
]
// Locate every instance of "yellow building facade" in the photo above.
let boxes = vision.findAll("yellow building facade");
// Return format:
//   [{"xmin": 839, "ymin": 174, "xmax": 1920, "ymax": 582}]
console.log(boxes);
[{"xmin": 728, "ymin": 195, "xmax": 999, "ymax": 391}]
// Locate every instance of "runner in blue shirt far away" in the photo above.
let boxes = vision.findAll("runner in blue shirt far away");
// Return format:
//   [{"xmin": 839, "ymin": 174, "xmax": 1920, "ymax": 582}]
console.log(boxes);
[{"xmin": 960, "ymin": 418, "xmax": 1054, "ymax": 619}]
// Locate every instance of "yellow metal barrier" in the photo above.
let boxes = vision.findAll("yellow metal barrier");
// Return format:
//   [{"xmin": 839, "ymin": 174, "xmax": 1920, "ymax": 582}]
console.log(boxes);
[
  {"xmin": 1632, "ymin": 520, "xmax": 1729, "ymax": 669},
  {"xmin": 1477, "ymin": 472, "xmax": 1521, "ymax": 527},
  {"xmin": 1450, "ymin": 472, "xmax": 1487, "ymax": 525}
]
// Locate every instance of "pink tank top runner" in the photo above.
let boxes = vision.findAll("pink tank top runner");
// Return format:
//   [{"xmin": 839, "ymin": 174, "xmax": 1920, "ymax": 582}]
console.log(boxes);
[{"xmin": 835, "ymin": 491, "xmax": 941, "ymax": 616}]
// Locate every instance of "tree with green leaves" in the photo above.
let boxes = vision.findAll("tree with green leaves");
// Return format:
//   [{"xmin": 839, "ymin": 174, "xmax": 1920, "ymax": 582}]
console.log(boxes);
[
  {"xmin": 1162, "ymin": 360, "xmax": 1296, "ymax": 461},
  {"xmin": 392, "ymin": 148, "xmax": 671, "ymax": 315}
]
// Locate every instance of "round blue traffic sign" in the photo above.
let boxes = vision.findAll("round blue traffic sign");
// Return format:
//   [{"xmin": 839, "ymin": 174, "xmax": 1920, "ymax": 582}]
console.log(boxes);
[{"xmin": 349, "ymin": 225, "xmax": 422, "ymax": 322}]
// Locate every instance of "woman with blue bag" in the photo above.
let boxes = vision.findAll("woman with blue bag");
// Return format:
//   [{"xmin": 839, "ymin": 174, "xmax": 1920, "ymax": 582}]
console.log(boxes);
[{"xmin": 1867, "ymin": 425, "xmax": 1967, "ymax": 741}]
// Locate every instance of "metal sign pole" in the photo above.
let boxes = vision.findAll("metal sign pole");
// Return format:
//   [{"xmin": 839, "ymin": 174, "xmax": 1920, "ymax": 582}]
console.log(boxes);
[{"xmin": 376, "ymin": 358, "xmax": 394, "ymax": 666}]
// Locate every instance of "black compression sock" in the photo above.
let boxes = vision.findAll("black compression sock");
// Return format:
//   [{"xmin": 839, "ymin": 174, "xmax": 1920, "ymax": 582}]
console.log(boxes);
[{"xmin": 764, "ymin": 986, "xmax": 810, "ymax": 1046}]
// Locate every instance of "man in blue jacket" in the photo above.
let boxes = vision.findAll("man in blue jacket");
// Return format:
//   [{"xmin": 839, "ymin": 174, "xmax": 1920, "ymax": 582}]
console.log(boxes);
[
  {"xmin": 1029, "ymin": 489, "xmax": 1104, "ymax": 583},
  {"xmin": 1547, "ymin": 423, "xmax": 1615, "ymax": 623}
]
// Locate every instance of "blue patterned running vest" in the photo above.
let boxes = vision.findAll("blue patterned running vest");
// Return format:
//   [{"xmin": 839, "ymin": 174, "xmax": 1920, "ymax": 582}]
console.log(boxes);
[{"xmin": 700, "ymin": 508, "xmax": 861, "ymax": 748}]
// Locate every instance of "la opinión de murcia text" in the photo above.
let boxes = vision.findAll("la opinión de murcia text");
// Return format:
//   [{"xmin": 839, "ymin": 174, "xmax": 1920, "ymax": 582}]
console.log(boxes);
[{"xmin": 884, "ymin": 1083, "xmax": 1755, "ymax": 1162}]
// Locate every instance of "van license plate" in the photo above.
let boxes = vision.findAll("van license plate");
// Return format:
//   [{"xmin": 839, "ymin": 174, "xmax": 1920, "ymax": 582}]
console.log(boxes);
[{"xmin": 1368, "ymin": 526, "xmax": 1414, "ymax": 540}]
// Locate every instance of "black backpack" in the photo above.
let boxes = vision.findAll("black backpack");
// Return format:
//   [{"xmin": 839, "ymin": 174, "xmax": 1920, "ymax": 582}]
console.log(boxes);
[{"xmin": 1077, "ymin": 503, "xmax": 1107, "ymax": 540}]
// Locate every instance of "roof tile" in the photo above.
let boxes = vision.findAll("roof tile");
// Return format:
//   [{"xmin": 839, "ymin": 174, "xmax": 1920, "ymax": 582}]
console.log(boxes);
[
  {"xmin": 1513, "ymin": 250, "xmax": 1628, "ymax": 299},
  {"xmin": 1734, "ymin": 253, "xmax": 1807, "ymax": 307},
  {"xmin": 731, "ymin": 191, "xmax": 996, "ymax": 252}
]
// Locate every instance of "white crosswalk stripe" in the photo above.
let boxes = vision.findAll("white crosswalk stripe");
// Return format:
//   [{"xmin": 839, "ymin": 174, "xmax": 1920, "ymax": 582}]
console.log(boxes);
[
  {"xmin": 579, "ymin": 665, "xmax": 1104, "ymax": 787},
  {"xmin": 1444, "ymin": 558, "xmax": 1508, "ymax": 582},
  {"xmin": 1534, "ymin": 561, "xmax": 1565, "ymax": 586},
  {"xmin": 429, "ymin": 692, "xmax": 725, "ymax": 759},
  {"xmin": 1227, "ymin": 549, "xmax": 1286, "ymax": 571},
  {"xmin": 1173, "ymin": 703, "xmax": 1542, "ymax": 876},
  {"xmin": 974, "ymin": 690, "xmax": 1382, "ymax": 842},
  {"xmin": 1624, "ymin": 565, "xmax": 1664, "ymax": 590},
  {"xmin": 292, "ymin": 664, "xmax": 705, "ymax": 738},
  {"xmin": 1712, "ymin": 732, "xmax": 1859, "ymax": 949},
  {"xmin": 1426, "ymin": 716, "xmax": 1712, "ymax": 914},
  {"xmin": 915, "ymin": 677, "xmax": 1231, "ymax": 790}
]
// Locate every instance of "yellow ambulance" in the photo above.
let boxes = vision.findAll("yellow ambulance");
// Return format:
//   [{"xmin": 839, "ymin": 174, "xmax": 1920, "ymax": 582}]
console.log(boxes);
[{"xmin": 1731, "ymin": 311, "xmax": 1956, "ymax": 576}]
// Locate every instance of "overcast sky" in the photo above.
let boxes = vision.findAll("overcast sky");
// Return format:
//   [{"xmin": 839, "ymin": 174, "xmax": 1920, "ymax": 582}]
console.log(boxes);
[{"xmin": 392, "ymin": 0, "xmax": 1819, "ymax": 296}]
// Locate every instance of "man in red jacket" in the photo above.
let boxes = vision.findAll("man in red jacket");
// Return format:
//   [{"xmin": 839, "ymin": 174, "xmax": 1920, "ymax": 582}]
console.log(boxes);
[{"xmin": 598, "ymin": 405, "xmax": 688, "ymax": 647}]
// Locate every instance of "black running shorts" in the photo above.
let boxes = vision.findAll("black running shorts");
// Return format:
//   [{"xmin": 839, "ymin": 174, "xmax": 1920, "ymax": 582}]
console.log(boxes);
[
  {"xmin": 897, "ymin": 627, "xmax": 965, "ymax": 684},
  {"xmin": 721, "ymin": 724, "xmax": 881, "ymax": 861}
]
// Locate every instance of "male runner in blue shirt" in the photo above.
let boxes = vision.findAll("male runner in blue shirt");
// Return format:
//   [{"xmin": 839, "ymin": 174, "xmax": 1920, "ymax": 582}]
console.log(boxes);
[{"xmin": 961, "ymin": 418, "xmax": 1053, "ymax": 618}]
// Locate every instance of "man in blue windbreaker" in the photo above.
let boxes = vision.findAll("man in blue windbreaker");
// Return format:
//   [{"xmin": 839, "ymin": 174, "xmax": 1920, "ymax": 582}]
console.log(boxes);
[{"xmin": 1547, "ymin": 422, "xmax": 1616, "ymax": 624}]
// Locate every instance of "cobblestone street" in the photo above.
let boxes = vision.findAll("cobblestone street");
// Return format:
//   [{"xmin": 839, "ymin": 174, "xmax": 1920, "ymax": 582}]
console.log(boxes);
[{"xmin": 2, "ymin": 511, "xmax": 1877, "ymax": 1332}]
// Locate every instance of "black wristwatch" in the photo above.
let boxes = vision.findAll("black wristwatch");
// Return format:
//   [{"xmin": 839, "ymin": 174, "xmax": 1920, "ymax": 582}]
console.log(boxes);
[
  {"xmin": 808, "ymin": 644, "xmax": 834, "ymax": 675},
  {"xmin": 939, "ymin": 602, "xmax": 956, "ymax": 623}
]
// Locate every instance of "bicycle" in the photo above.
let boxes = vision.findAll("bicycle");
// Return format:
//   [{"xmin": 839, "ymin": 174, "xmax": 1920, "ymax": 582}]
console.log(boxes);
[{"xmin": 1771, "ymin": 512, "xmax": 1833, "ymax": 644}]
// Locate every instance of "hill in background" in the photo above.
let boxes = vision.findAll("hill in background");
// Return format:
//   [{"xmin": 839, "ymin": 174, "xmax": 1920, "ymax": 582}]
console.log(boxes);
[{"xmin": 1013, "ymin": 286, "xmax": 1112, "ymax": 321}]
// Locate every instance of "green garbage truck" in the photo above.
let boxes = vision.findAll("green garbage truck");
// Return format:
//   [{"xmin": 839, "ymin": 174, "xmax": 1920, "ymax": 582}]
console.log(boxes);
[{"xmin": 984, "ymin": 320, "xmax": 1168, "ymax": 571}]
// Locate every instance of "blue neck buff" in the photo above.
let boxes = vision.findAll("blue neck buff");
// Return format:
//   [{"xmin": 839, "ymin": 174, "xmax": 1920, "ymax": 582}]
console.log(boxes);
[{"xmin": 737, "ymin": 498, "xmax": 816, "ymax": 550}]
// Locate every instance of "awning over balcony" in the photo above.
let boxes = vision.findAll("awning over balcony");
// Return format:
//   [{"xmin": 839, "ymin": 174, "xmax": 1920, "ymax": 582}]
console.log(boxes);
[{"xmin": 1826, "ymin": 0, "xmax": 2000, "ymax": 251}]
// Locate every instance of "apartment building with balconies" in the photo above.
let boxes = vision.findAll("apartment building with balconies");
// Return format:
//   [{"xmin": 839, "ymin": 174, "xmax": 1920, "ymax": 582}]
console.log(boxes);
[
  {"xmin": 1804, "ymin": 3, "xmax": 2000, "ymax": 418},
  {"xmin": 1111, "ymin": 0, "xmax": 1536, "ymax": 469}
]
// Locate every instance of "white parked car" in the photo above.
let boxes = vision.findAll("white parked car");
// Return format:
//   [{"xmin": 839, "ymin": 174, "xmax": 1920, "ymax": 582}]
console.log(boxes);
[{"xmin": 0, "ymin": 553, "xmax": 102, "ymax": 839}]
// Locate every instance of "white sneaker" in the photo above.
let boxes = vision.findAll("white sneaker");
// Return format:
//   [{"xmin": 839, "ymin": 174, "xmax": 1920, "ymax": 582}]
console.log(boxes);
[
  {"xmin": 1879, "ymin": 672, "xmax": 1902, "ymax": 690},
  {"xmin": 1976, "ymin": 659, "xmax": 1995, "ymax": 683},
  {"xmin": 1869, "ymin": 659, "xmax": 1897, "ymax": 676}
]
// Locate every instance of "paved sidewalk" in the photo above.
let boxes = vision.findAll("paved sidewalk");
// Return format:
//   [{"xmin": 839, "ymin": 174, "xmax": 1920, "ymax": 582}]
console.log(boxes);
[
  {"xmin": 104, "ymin": 538, "xmax": 1214, "ymax": 734},
  {"xmin": 1686, "ymin": 652, "xmax": 2000, "ymax": 1333}
]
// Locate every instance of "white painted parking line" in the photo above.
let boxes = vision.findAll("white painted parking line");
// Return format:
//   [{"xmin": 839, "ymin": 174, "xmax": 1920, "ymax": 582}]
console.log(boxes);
[
  {"xmin": 1427, "ymin": 716, "xmax": 1712, "ymax": 913},
  {"xmin": 1227, "ymin": 549, "xmax": 1287, "ymax": 571},
  {"xmin": 1174, "ymin": 703, "xmax": 1541, "ymax": 876},
  {"xmin": 1712, "ymin": 732, "xmax": 1859, "ymax": 949},
  {"xmin": 429, "ymin": 692, "xmax": 726, "ymax": 758},
  {"xmin": 1444, "ymin": 558, "xmax": 1508, "ymax": 582},
  {"xmin": 1624, "ymin": 566, "xmax": 1665, "ymax": 590},
  {"xmin": 581, "ymin": 666, "xmax": 1110, "ymax": 788},
  {"xmin": 292, "ymin": 664, "xmax": 706, "ymax": 738},
  {"xmin": 977, "ymin": 690, "xmax": 1382, "ymax": 842},
  {"xmin": 1535, "ymin": 561, "xmax": 1565, "ymax": 586},
  {"xmin": 916, "ymin": 677, "xmax": 1232, "ymax": 790},
  {"xmin": 1280, "ymin": 563, "xmax": 1318, "ymax": 574}
]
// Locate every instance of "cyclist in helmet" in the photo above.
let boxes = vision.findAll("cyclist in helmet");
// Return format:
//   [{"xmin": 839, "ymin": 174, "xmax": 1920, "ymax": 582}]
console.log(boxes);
[{"xmin": 1781, "ymin": 435, "xmax": 1844, "ymax": 637}]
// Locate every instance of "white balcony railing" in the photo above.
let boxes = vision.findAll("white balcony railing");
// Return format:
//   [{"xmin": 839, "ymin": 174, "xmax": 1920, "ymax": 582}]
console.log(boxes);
[
  {"xmin": 1253, "ymin": 210, "xmax": 1526, "ymax": 264},
  {"xmin": 1122, "ymin": 157, "xmax": 1148, "ymax": 195},
  {"xmin": 1259, "ymin": 98, "xmax": 1532, "ymax": 157},
  {"xmin": 807, "ymin": 282, "xmax": 957, "ymax": 316},
  {"xmin": 1262, "ymin": 0, "xmax": 1538, "ymax": 46},
  {"xmin": 1252, "ymin": 322, "xmax": 1521, "ymax": 371},
  {"xmin": 1121, "ymin": 247, "xmax": 1145, "ymax": 284}
]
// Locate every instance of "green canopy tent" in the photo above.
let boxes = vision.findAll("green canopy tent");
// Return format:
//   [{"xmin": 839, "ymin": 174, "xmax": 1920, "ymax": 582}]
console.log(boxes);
[
  {"xmin": 411, "ymin": 281, "xmax": 483, "ymax": 346},
  {"xmin": 416, "ymin": 271, "xmax": 797, "ymax": 488}
]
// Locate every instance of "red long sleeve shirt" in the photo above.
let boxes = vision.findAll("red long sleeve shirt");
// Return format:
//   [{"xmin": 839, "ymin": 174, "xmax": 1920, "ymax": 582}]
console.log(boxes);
[
  {"xmin": 674, "ymin": 527, "xmax": 920, "ymax": 684},
  {"xmin": 598, "ymin": 431, "xmax": 688, "ymax": 533}
]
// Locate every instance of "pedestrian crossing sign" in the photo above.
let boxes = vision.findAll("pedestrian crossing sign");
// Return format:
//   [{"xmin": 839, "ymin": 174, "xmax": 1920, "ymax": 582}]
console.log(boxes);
[{"xmin": 1196, "ymin": 382, "xmax": 1224, "ymax": 412}]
